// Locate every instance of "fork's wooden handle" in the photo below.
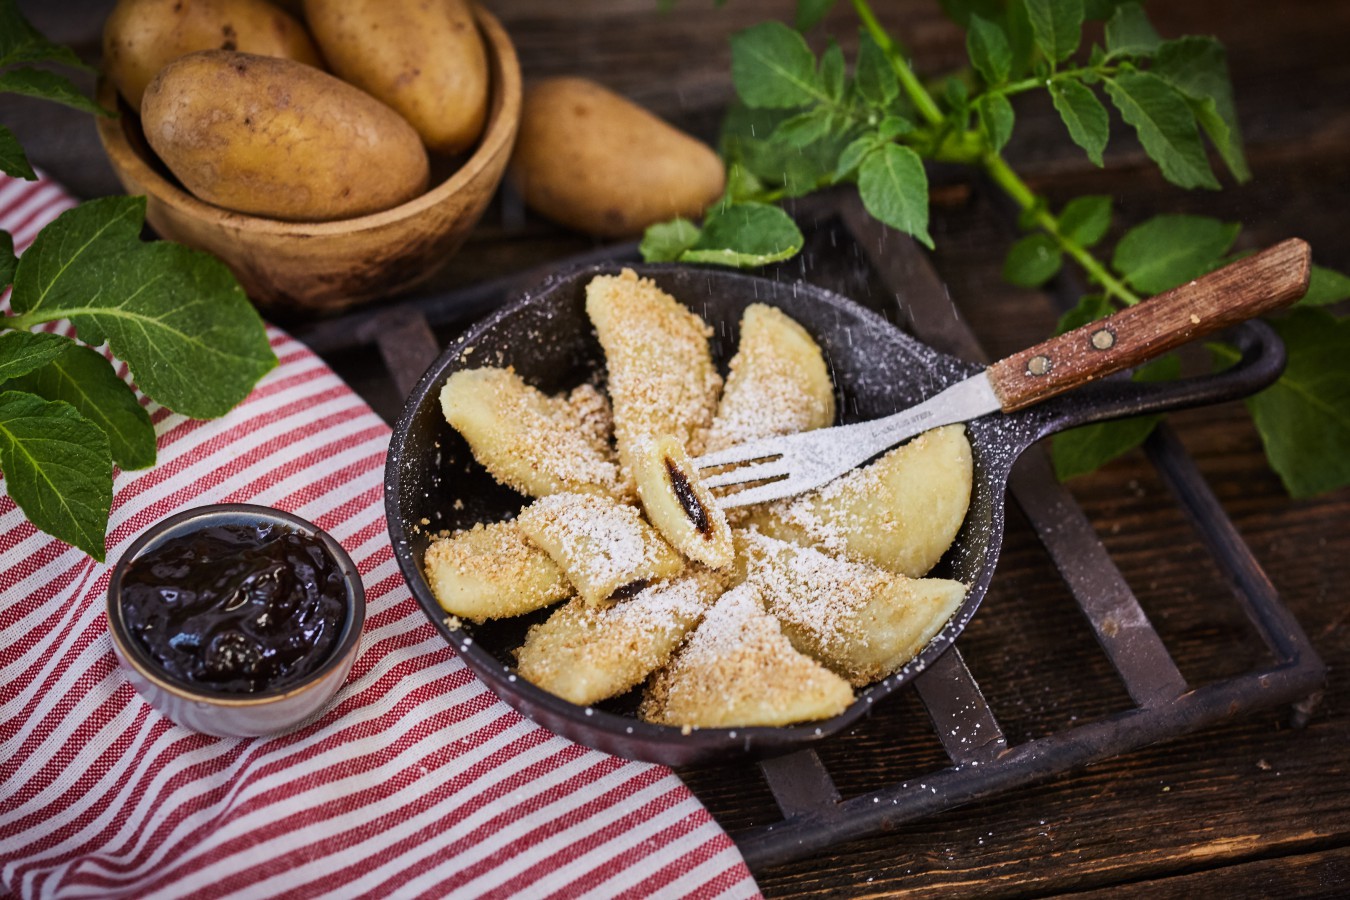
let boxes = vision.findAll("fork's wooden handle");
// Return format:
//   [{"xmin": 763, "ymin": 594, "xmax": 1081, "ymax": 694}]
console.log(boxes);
[{"xmin": 987, "ymin": 238, "xmax": 1311, "ymax": 413}]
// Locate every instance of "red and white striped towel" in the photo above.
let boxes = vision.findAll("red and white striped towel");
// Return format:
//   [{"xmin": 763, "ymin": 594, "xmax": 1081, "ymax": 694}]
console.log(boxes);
[{"xmin": 0, "ymin": 173, "xmax": 760, "ymax": 899}]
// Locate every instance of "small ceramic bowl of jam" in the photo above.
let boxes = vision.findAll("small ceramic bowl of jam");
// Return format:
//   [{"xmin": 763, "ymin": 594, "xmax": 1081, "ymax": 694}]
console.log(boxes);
[{"xmin": 106, "ymin": 503, "xmax": 365, "ymax": 738}]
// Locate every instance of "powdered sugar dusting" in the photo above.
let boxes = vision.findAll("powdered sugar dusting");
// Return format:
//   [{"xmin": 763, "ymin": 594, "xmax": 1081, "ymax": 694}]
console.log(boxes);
[
  {"xmin": 741, "ymin": 530, "xmax": 886, "ymax": 653},
  {"xmin": 517, "ymin": 492, "xmax": 681, "ymax": 604},
  {"xmin": 705, "ymin": 304, "xmax": 835, "ymax": 453}
]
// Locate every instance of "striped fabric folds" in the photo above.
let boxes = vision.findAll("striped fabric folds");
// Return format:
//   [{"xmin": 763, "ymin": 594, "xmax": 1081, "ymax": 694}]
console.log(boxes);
[{"xmin": 0, "ymin": 173, "xmax": 760, "ymax": 899}]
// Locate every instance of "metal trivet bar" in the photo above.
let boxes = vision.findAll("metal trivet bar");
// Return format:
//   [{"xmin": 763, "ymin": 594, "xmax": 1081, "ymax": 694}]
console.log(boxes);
[{"xmin": 295, "ymin": 194, "xmax": 1325, "ymax": 874}]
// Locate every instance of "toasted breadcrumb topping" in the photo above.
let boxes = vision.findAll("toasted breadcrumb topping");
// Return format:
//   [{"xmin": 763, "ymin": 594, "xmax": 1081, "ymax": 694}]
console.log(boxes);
[{"xmin": 586, "ymin": 269, "xmax": 722, "ymax": 477}]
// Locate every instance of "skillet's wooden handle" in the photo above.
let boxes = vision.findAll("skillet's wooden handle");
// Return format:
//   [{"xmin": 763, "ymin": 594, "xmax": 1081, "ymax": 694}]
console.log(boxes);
[{"xmin": 987, "ymin": 238, "xmax": 1311, "ymax": 412}]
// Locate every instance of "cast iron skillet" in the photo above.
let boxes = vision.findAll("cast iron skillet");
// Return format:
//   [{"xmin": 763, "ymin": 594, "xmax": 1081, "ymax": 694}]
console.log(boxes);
[{"xmin": 386, "ymin": 262, "xmax": 1290, "ymax": 767}]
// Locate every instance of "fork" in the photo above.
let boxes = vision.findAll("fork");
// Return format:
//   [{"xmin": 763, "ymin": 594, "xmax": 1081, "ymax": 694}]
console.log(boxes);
[{"xmin": 692, "ymin": 238, "xmax": 1311, "ymax": 509}]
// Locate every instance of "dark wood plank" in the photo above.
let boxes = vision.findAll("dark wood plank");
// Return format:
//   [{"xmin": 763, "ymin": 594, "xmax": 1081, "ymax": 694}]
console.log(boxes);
[{"xmin": 1065, "ymin": 846, "xmax": 1350, "ymax": 899}]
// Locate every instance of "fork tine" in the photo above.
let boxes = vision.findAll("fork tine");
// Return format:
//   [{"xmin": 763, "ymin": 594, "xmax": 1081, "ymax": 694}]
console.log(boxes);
[
  {"xmin": 692, "ymin": 440, "xmax": 784, "ymax": 471},
  {"xmin": 700, "ymin": 457, "xmax": 794, "ymax": 490},
  {"xmin": 711, "ymin": 477, "xmax": 806, "ymax": 509}
]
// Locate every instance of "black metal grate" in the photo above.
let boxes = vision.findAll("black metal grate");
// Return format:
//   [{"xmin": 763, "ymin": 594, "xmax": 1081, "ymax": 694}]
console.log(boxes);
[{"xmin": 294, "ymin": 193, "xmax": 1325, "ymax": 873}]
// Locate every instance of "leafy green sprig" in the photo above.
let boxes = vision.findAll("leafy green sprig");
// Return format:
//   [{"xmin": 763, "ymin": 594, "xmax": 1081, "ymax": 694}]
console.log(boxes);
[
  {"xmin": 0, "ymin": 2, "xmax": 276, "ymax": 559},
  {"xmin": 644, "ymin": 0, "xmax": 1350, "ymax": 497}
]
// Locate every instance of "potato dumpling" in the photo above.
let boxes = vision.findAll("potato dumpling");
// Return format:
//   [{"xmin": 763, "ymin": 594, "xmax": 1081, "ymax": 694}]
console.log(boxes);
[
  {"xmin": 746, "ymin": 424, "xmax": 973, "ymax": 577},
  {"xmin": 516, "ymin": 492, "xmax": 684, "ymax": 607},
  {"xmin": 423, "ymin": 520, "xmax": 571, "ymax": 623},
  {"xmin": 704, "ymin": 303, "xmax": 836, "ymax": 454},
  {"xmin": 103, "ymin": 0, "xmax": 323, "ymax": 110},
  {"xmin": 640, "ymin": 582, "xmax": 854, "ymax": 729},
  {"xmin": 304, "ymin": 0, "xmax": 489, "ymax": 155},
  {"xmin": 440, "ymin": 368, "xmax": 623, "ymax": 500},
  {"xmin": 632, "ymin": 435, "xmax": 733, "ymax": 570},
  {"xmin": 515, "ymin": 568, "xmax": 725, "ymax": 706},
  {"xmin": 509, "ymin": 77, "xmax": 726, "ymax": 238},
  {"xmin": 141, "ymin": 51, "xmax": 429, "ymax": 221},
  {"xmin": 586, "ymin": 268, "xmax": 722, "ymax": 487},
  {"xmin": 740, "ymin": 531, "xmax": 967, "ymax": 686}
]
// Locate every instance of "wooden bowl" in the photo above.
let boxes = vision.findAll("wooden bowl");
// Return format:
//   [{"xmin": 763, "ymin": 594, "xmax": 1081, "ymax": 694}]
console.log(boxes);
[{"xmin": 94, "ymin": 5, "xmax": 520, "ymax": 317}]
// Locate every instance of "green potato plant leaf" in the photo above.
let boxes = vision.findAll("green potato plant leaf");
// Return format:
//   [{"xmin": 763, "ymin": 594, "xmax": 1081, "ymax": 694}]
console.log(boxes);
[
  {"xmin": 834, "ymin": 135, "xmax": 881, "ymax": 182},
  {"xmin": 1212, "ymin": 310, "xmax": 1350, "ymax": 498},
  {"xmin": 1152, "ymin": 36, "xmax": 1250, "ymax": 182},
  {"xmin": 819, "ymin": 43, "xmax": 845, "ymax": 100},
  {"xmin": 967, "ymin": 13, "xmax": 1012, "ymax": 85},
  {"xmin": 719, "ymin": 103, "xmax": 844, "ymax": 198},
  {"xmin": 731, "ymin": 21, "xmax": 824, "ymax": 109},
  {"xmin": 1300, "ymin": 264, "xmax": 1350, "ymax": 307},
  {"xmin": 858, "ymin": 143, "xmax": 932, "ymax": 248},
  {"xmin": 1103, "ymin": 2, "xmax": 1160, "ymax": 58},
  {"xmin": 9, "ymin": 196, "xmax": 276, "ymax": 418},
  {"xmin": 1004, "ymin": 233, "xmax": 1063, "ymax": 287},
  {"xmin": 1103, "ymin": 71, "xmax": 1220, "ymax": 190},
  {"xmin": 1055, "ymin": 292, "xmax": 1114, "ymax": 334},
  {"xmin": 0, "ymin": 390, "xmax": 111, "ymax": 560},
  {"xmin": 639, "ymin": 217, "xmax": 701, "ymax": 263},
  {"xmin": 0, "ymin": 1, "xmax": 87, "ymax": 69},
  {"xmin": 680, "ymin": 202, "xmax": 804, "ymax": 268},
  {"xmin": 0, "ymin": 124, "xmax": 34, "ymax": 180},
  {"xmin": 1111, "ymin": 214, "xmax": 1239, "ymax": 294},
  {"xmin": 6, "ymin": 343, "xmax": 157, "ymax": 470},
  {"xmin": 1049, "ymin": 79, "xmax": 1109, "ymax": 166},
  {"xmin": 0, "ymin": 67, "xmax": 108, "ymax": 116},
  {"xmin": 0, "ymin": 330, "xmax": 69, "ymax": 381},
  {"xmin": 855, "ymin": 32, "xmax": 898, "ymax": 106},
  {"xmin": 1057, "ymin": 195, "xmax": 1112, "ymax": 247},
  {"xmin": 1024, "ymin": 0, "xmax": 1084, "ymax": 64},
  {"xmin": 795, "ymin": 0, "xmax": 837, "ymax": 32},
  {"xmin": 976, "ymin": 93, "xmax": 1015, "ymax": 153},
  {"xmin": 1, "ymin": 229, "xmax": 15, "ymax": 288}
]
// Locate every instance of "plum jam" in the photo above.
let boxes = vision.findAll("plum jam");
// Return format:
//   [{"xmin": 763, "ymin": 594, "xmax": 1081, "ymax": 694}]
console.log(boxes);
[{"xmin": 119, "ymin": 521, "xmax": 348, "ymax": 695}]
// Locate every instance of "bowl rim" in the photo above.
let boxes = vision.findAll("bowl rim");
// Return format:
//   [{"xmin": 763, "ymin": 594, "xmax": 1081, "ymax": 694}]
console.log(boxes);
[
  {"xmin": 93, "ymin": 1, "xmax": 521, "ymax": 236},
  {"xmin": 105, "ymin": 502, "xmax": 366, "ymax": 708}
]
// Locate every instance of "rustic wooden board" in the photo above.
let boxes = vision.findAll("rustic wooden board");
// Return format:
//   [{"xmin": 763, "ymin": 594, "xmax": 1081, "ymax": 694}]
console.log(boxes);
[{"xmin": 5, "ymin": 1, "xmax": 1349, "ymax": 896}]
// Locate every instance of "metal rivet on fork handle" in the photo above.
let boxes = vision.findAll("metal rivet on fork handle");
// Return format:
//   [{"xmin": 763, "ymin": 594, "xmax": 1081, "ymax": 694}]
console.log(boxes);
[{"xmin": 1091, "ymin": 328, "xmax": 1116, "ymax": 350}]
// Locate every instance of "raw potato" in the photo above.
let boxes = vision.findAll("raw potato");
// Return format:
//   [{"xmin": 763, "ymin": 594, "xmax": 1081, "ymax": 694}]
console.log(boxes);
[
  {"xmin": 424, "ymin": 520, "xmax": 571, "ymax": 623},
  {"xmin": 440, "ymin": 368, "xmax": 623, "ymax": 499},
  {"xmin": 745, "ymin": 424, "xmax": 974, "ymax": 577},
  {"xmin": 586, "ymin": 268, "xmax": 722, "ymax": 487},
  {"xmin": 102, "ymin": 0, "xmax": 323, "ymax": 110},
  {"xmin": 516, "ymin": 492, "xmax": 685, "ymax": 607},
  {"xmin": 304, "ymin": 0, "xmax": 489, "ymax": 155},
  {"xmin": 633, "ymin": 435, "xmax": 734, "ymax": 570},
  {"xmin": 640, "ymin": 582, "xmax": 854, "ymax": 728},
  {"xmin": 140, "ymin": 50, "xmax": 429, "ymax": 221},
  {"xmin": 509, "ymin": 77, "xmax": 726, "ymax": 238},
  {"xmin": 515, "ymin": 568, "xmax": 725, "ymax": 706},
  {"xmin": 704, "ymin": 303, "xmax": 836, "ymax": 453},
  {"xmin": 740, "ymin": 531, "xmax": 967, "ymax": 686}
]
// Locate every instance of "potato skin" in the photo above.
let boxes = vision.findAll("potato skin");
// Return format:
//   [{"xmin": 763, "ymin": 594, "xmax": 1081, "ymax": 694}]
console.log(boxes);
[
  {"xmin": 141, "ymin": 50, "xmax": 429, "ymax": 221},
  {"xmin": 103, "ymin": 0, "xmax": 324, "ymax": 111},
  {"xmin": 509, "ymin": 77, "xmax": 726, "ymax": 238},
  {"xmin": 304, "ymin": 0, "xmax": 488, "ymax": 155}
]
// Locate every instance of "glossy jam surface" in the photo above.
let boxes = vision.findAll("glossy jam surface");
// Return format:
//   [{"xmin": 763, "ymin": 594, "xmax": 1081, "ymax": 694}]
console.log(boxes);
[{"xmin": 120, "ymin": 522, "xmax": 349, "ymax": 694}]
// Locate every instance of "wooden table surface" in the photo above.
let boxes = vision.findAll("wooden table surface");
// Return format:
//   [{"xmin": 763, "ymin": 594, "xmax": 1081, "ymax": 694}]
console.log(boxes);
[{"xmin": 7, "ymin": 1, "xmax": 1349, "ymax": 897}]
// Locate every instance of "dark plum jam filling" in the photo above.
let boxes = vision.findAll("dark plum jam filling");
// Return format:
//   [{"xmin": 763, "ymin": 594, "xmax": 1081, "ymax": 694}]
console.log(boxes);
[{"xmin": 120, "ymin": 521, "xmax": 348, "ymax": 694}]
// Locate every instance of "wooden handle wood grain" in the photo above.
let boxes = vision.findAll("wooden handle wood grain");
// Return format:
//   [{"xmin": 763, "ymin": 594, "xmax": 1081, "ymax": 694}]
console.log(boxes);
[{"xmin": 987, "ymin": 238, "xmax": 1311, "ymax": 412}]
